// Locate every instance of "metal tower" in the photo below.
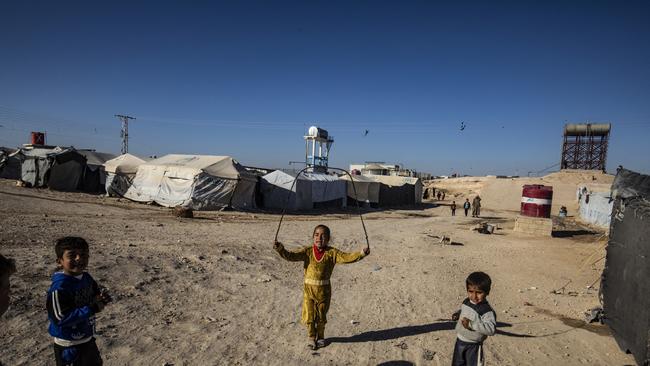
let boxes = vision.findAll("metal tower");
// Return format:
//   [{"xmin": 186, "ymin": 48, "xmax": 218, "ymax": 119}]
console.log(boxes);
[{"xmin": 560, "ymin": 123, "xmax": 611, "ymax": 171}]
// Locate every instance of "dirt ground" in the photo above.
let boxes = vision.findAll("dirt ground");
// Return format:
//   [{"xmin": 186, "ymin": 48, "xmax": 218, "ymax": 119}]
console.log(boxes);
[{"xmin": 0, "ymin": 178, "xmax": 636, "ymax": 366}]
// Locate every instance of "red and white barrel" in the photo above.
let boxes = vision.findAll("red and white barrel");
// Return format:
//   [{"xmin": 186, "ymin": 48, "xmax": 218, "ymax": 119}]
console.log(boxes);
[{"xmin": 520, "ymin": 185, "xmax": 553, "ymax": 218}]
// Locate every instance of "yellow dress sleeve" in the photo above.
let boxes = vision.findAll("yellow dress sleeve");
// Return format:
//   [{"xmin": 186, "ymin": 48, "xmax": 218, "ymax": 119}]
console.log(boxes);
[
  {"xmin": 333, "ymin": 247, "xmax": 366, "ymax": 264},
  {"xmin": 275, "ymin": 244, "xmax": 309, "ymax": 262}
]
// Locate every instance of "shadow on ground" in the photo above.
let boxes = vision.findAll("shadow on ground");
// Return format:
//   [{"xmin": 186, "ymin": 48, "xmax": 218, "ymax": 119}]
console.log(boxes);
[
  {"xmin": 328, "ymin": 321, "xmax": 531, "ymax": 344},
  {"xmin": 552, "ymin": 229, "xmax": 598, "ymax": 238}
]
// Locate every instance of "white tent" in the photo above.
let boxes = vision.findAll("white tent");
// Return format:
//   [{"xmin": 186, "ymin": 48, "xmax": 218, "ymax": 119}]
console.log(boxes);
[
  {"xmin": 260, "ymin": 170, "xmax": 347, "ymax": 211},
  {"xmin": 369, "ymin": 175, "xmax": 423, "ymax": 206},
  {"xmin": 103, "ymin": 153, "xmax": 147, "ymax": 197},
  {"xmin": 339, "ymin": 174, "xmax": 380, "ymax": 205},
  {"xmin": 123, "ymin": 154, "xmax": 257, "ymax": 210}
]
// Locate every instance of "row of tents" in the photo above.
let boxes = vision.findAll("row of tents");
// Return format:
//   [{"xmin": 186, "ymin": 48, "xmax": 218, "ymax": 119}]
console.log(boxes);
[
  {"xmin": 0, "ymin": 146, "xmax": 115, "ymax": 193},
  {"xmin": 1, "ymin": 147, "xmax": 423, "ymax": 211}
]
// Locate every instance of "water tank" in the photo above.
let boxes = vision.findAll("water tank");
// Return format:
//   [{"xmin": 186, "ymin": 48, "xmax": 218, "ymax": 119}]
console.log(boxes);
[
  {"xmin": 31, "ymin": 132, "xmax": 45, "ymax": 145},
  {"xmin": 308, "ymin": 126, "xmax": 328, "ymax": 139},
  {"xmin": 521, "ymin": 185, "xmax": 553, "ymax": 218},
  {"xmin": 564, "ymin": 123, "xmax": 611, "ymax": 136}
]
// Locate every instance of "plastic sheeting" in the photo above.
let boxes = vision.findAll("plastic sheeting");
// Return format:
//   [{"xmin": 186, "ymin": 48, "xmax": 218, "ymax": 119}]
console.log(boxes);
[
  {"xmin": 48, "ymin": 158, "xmax": 84, "ymax": 191},
  {"xmin": 368, "ymin": 175, "xmax": 423, "ymax": 206},
  {"xmin": 105, "ymin": 173, "xmax": 133, "ymax": 197},
  {"xmin": 124, "ymin": 154, "xmax": 256, "ymax": 210},
  {"xmin": 0, "ymin": 150, "xmax": 22, "ymax": 179},
  {"xmin": 48, "ymin": 150, "xmax": 87, "ymax": 192},
  {"xmin": 611, "ymin": 168, "xmax": 650, "ymax": 199},
  {"xmin": 21, "ymin": 156, "xmax": 50, "ymax": 187},
  {"xmin": 19, "ymin": 147, "xmax": 60, "ymax": 187},
  {"xmin": 103, "ymin": 154, "xmax": 147, "ymax": 197},
  {"xmin": 339, "ymin": 175, "xmax": 380, "ymax": 204},
  {"xmin": 602, "ymin": 168, "xmax": 650, "ymax": 366},
  {"xmin": 260, "ymin": 170, "xmax": 346, "ymax": 211},
  {"xmin": 578, "ymin": 190, "xmax": 612, "ymax": 228}
]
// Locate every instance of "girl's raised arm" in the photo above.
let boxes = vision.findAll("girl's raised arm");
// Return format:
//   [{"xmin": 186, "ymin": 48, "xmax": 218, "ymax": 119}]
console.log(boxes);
[{"xmin": 273, "ymin": 241, "xmax": 308, "ymax": 262}]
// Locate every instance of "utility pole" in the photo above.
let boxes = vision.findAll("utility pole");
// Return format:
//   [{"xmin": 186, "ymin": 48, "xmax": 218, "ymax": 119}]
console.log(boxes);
[{"xmin": 114, "ymin": 114, "xmax": 136, "ymax": 154}]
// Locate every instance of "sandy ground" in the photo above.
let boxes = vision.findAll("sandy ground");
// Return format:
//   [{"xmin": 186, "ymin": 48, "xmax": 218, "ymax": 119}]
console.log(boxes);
[{"xmin": 0, "ymin": 177, "xmax": 636, "ymax": 366}]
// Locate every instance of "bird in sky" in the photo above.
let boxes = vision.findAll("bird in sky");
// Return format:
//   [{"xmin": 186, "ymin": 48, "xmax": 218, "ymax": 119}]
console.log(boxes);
[
  {"xmin": 363, "ymin": 129, "xmax": 369, "ymax": 136},
  {"xmin": 460, "ymin": 122, "xmax": 466, "ymax": 131}
]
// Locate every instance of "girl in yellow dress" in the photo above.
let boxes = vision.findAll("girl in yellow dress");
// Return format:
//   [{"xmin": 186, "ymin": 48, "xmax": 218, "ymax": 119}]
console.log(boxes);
[{"xmin": 274, "ymin": 224, "xmax": 370, "ymax": 350}]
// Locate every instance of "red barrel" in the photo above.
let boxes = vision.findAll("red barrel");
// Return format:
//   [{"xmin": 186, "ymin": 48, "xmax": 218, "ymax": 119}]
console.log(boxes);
[
  {"xmin": 521, "ymin": 185, "xmax": 553, "ymax": 218},
  {"xmin": 31, "ymin": 132, "xmax": 45, "ymax": 145}
]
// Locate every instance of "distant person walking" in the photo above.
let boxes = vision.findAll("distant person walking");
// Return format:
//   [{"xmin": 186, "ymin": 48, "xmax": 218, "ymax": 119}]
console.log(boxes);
[
  {"xmin": 472, "ymin": 195, "xmax": 482, "ymax": 217},
  {"xmin": 451, "ymin": 201, "xmax": 457, "ymax": 216},
  {"xmin": 442, "ymin": 192, "xmax": 446, "ymax": 201},
  {"xmin": 463, "ymin": 199, "xmax": 471, "ymax": 217},
  {"xmin": 437, "ymin": 192, "xmax": 442, "ymax": 200}
]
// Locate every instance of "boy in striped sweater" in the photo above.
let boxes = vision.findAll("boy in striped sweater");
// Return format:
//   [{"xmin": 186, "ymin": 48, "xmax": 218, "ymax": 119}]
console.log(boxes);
[
  {"xmin": 46, "ymin": 237, "xmax": 111, "ymax": 366},
  {"xmin": 451, "ymin": 271, "xmax": 497, "ymax": 366}
]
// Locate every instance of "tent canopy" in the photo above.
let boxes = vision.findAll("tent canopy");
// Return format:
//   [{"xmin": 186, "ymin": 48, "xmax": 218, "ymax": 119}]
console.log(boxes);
[
  {"xmin": 104, "ymin": 153, "xmax": 147, "ymax": 175},
  {"xmin": 124, "ymin": 154, "xmax": 256, "ymax": 210},
  {"xmin": 141, "ymin": 154, "xmax": 256, "ymax": 181},
  {"xmin": 367, "ymin": 175, "xmax": 423, "ymax": 206},
  {"xmin": 103, "ymin": 154, "xmax": 148, "ymax": 197},
  {"xmin": 339, "ymin": 174, "xmax": 380, "ymax": 204},
  {"xmin": 78, "ymin": 150, "xmax": 117, "ymax": 168},
  {"xmin": 261, "ymin": 170, "xmax": 347, "ymax": 210}
]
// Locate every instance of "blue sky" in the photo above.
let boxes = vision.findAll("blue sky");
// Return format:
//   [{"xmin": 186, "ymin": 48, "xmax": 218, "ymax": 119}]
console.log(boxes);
[{"xmin": 1, "ymin": 1, "xmax": 649, "ymax": 175}]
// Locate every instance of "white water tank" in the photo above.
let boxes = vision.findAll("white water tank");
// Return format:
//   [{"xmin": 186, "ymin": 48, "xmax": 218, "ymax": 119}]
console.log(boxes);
[{"xmin": 308, "ymin": 126, "xmax": 328, "ymax": 139}]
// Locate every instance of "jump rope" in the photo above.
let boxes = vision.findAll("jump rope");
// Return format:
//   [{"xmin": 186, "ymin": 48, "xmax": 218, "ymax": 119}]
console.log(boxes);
[{"xmin": 273, "ymin": 167, "xmax": 370, "ymax": 251}]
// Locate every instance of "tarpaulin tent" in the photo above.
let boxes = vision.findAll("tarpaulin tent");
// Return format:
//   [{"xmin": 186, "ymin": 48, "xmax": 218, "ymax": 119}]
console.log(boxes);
[
  {"xmin": 103, "ymin": 153, "xmax": 147, "ymax": 197},
  {"xmin": 339, "ymin": 174, "xmax": 380, "ymax": 206},
  {"xmin": 47, "ymin": 149, "xmax": 87, "ymax": 191},
  {"xmin": 77, "ymin": 150, "xmax": 116, "ymax": 193},
  {"xmin": 369, "ymin": 175, "xmax": 423, "ymax": 206},
  {"xmin": 123, "ymin": 154, "xmax": 257, "ymax": 210},
  {"xmin": 602, "ymin": 168, "xmax": 650, "ymax": 366},
  {"xmin": 260, "ymin": 170, "xmax": 347, "ymax": 211},
  {"xmin": 577, "ymin": 189, "xmax": 613, "ymax": 228},
  {"xmin": 18, "ymin": 146, "xmax": 70, "ymax": 188},
  {"xmin": 0, "ymin": 148, "xmax": 22, "ymax": 179}
]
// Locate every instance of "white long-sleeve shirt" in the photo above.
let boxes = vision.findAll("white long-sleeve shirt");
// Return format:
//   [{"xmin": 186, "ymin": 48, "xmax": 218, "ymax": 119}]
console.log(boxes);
[{"xmin": 455, "ymin": 298, "xmax": 496, "ymax": 343}]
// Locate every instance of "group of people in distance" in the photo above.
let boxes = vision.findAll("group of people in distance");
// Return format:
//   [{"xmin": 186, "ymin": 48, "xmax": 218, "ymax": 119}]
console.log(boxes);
[
  {"xmin": 1, "ymin": 224, "xmax": 495, "ymax": 366},
  {"xmin": 450, "ymin": 195, "xmax": 482, "ymax": 218}
]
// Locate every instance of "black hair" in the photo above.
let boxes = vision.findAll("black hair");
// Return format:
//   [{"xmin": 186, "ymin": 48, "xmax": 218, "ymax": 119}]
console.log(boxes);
[
  {"xmin": 0, "ymin": 254, "xmax": 16, "ymax": 277},
  {"xmin": 55, "ymin": 237, "xmax": 89, "ymax": 259},
  {"xmin": 466, "ymin": 271, "xmax": 492, "ymax": 294},
  {"xmin": 313, "ymin": 225, "xmax": 331, "ymax": 240}
]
